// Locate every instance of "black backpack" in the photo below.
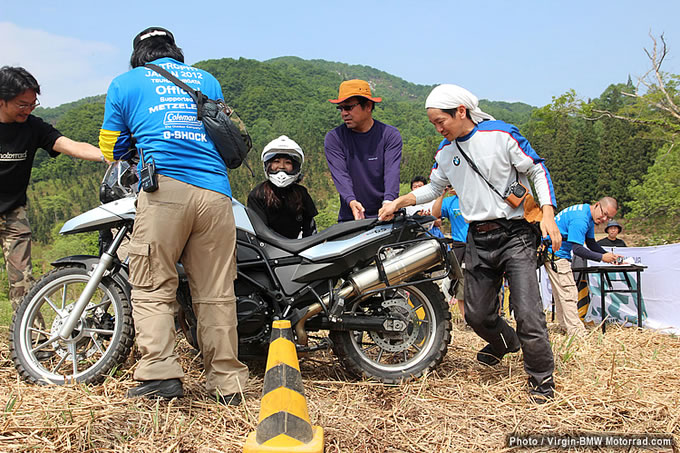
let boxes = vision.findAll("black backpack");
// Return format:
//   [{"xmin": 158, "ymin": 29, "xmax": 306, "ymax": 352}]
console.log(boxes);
[{"xmin": 146, "ymin": 63, "xmax": 253, "ymax": 172}]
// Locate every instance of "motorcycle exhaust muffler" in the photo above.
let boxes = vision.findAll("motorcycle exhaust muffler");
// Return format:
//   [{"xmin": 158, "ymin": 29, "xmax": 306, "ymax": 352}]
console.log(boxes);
[{"xmin": 296, "ymin": 239, "xmax": 443, "ymax": 344}]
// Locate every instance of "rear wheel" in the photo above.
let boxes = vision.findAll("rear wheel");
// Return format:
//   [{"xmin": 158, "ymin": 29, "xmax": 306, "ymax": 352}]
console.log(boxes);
[
  {"xmin": 330, "ymin": 281, "xmax": 451, "ymax": 384},
  {"xmin": 10, "ymin": 266, "xmax": 134, "ymax": 385}
]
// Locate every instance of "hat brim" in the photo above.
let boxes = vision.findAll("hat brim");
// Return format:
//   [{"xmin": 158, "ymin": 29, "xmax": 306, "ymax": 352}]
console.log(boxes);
[{"xmin": 328, "ymin": 95, "xmax": 382, "ymax": 104}]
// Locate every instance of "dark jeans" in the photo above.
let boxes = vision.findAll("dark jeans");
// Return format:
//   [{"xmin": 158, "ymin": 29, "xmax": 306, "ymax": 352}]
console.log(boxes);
[{"xmin": 464, "ymin": 220, "xmax": 554, "ymax": 391}]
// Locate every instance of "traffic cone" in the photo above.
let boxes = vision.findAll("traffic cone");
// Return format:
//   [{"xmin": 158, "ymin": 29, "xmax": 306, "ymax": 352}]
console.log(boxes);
[
  {"xmin": 243, "ymin": 320, "xmax": 324, "ymax": 453},
  {"xmin": 577, "ymin": 275, "xmax": 591, "ymax": 320}
]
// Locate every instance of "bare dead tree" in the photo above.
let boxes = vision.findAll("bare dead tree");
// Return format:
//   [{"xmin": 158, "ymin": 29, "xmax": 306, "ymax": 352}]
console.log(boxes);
[{"xmin": 585, "ymin": 33, "xmax": 679, "ymax": 150}]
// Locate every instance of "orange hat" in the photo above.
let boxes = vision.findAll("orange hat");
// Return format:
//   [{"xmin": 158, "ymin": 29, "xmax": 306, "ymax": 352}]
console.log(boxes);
[{"xmin": 328, "ymin": 79, "xmax": 382, "ymax": 104}]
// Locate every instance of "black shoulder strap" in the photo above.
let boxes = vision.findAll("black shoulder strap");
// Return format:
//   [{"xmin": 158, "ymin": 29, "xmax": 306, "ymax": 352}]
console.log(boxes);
[
  {"xmin": 145, "ymin": 63, "xmax": 205, "ymax": 117},
  {"xmin": 454, "ymin": 140, "xmax": 505, "ymax": 200}
]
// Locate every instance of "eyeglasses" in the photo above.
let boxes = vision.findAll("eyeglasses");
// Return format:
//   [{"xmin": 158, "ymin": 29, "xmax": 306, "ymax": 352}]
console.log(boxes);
[
  {"xmin": 597, "ymin": 203, "xmax": 614, "ymax": 221},
  {"xmin": 14, "ymin": 99, "xmax": 40, "ymax": 110},
  {"xmin": 336, "ymin": 102, "xmax": 360, "ymax": 112}
]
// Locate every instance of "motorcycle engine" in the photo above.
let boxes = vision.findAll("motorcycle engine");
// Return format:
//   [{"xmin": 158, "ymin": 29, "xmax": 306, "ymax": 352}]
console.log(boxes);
[{"xmin": 236, "ymin": 294, "xmax": 270, "ymax": 344}]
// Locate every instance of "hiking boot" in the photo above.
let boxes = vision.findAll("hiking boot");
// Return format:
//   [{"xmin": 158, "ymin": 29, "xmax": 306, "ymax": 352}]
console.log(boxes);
[
  {"xmin": 476, "ymin": 343, "xmax": 520, "ymax": 366},
  {"xmin": 127, "ymin": 378, "xmax": 183, "ymax": 400},
  {"xmin": 528, "ymin": 377, "xmax": 554, "ymax": 404},
  {"xmin": 214, "ymin": 392, "xmax": 242, "ymax": 406},
  {"xmin": 529, "ymin": 391, "xmax": 553, "ymax": 404}
]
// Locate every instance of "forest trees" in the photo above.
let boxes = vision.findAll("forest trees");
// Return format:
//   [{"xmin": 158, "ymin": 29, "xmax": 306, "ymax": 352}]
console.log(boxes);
[
  {"xmin": 24, "ymin": 47, "xmax": 680, "ymax": 251},
  {"xmin": 584, "ymin": 34, "xmax": 680, "ymax": 243}
]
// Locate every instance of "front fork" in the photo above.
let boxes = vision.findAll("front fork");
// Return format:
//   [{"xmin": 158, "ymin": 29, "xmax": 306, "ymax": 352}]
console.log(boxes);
[{"xmin": 58, "ymin": 226, "xmax": 128, "ymax": 340}]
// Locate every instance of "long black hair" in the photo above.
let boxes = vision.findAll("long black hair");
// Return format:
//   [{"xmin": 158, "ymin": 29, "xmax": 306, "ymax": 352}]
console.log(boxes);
[
  {"xmin": 253, "ymin": 180, "xmax": 305, "ymax": 215},
  {"xmin": 130, "ymin": 40, "xmax": 184, "ymax": 68}
]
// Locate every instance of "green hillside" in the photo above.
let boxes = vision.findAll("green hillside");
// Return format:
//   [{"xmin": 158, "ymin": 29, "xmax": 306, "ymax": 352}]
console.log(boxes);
[
  {"xmin": 28, "ymin": 56, "xmax": 534, "ymax": 242},
  {"xmin": 25, "ymin": 55, "xmax": 675, "ymax": 248}
]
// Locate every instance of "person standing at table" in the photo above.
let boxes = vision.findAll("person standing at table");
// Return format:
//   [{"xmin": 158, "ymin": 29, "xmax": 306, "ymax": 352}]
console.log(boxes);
[{"xmin": 546, "ymin": 198, "xmax": 625, "ymax": 336}]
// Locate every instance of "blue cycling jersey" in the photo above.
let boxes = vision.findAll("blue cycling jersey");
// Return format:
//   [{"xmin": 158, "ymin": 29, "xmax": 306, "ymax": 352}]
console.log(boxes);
[
  {"xmin": 99, "ymin": 57, "xmax": 232, "ymax": 197},
  {"xmin": 552, "ymin": 203, "xmax": 595, "ymax": 260},
  {"xmin": 440, "ymin": 195, "xmax": 469, "ymax": 242}
]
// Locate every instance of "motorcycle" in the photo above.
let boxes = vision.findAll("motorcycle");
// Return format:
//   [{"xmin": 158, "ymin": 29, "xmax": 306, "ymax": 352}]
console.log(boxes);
[{"xmin": 10, "ymin": 160, "xmax": 455, "ymax": 385}]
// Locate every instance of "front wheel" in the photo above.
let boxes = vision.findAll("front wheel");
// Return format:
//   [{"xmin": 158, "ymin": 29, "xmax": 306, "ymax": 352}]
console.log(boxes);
[
  {"xmin": 10, "ymin": 265, "xmax": 134, "ymax": 385},
  {"xmin": 329, "ymin": 281, "xmax": 452, "ymax": 384}
]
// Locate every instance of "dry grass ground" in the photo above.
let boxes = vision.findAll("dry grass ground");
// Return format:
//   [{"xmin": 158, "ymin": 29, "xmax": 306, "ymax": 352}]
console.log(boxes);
[{"xmin": 1, "ymin": 315, "xmax": 679, "ymax": 452}]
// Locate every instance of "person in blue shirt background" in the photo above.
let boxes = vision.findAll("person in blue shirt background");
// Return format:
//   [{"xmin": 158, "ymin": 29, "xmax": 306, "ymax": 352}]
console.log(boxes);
[
  {"xmin": 546, "ymin": 197, "xmax": 624, "ymax": 336},
  {"xmin": 433, "ymin": 186, "xmax": 468, "ymax": 320}
]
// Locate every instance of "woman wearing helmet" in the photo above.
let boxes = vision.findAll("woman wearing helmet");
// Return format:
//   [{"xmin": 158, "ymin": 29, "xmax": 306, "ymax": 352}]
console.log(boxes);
[{"xmin": 247, "ymin": 135, "xmax": 318, "ymax": 239}]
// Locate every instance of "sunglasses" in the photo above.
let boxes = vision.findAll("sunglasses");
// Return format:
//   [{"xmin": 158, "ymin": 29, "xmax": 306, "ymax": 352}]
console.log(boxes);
[{"xmin": 336, "ymin": 102, "xmax": 360, "ymax": 112}]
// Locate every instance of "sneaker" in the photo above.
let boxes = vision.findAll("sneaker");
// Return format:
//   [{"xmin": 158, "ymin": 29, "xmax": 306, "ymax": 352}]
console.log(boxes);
[
  {"xmin": 476, "ymin": 343, "xmax": 520, "ymax": 366},
  {"xmin": 127, "ymin": 379, "xmax": 183, "ymax": 400},
  {"xmin": 214, "ymin": 392, "xmax": 242, "ymax": 406}
]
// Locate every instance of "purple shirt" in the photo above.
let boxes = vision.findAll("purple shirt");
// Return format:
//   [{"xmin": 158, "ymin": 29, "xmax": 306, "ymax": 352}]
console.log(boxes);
[{"xmin": 324, "ymin": 120, "xmax": 402, "ymax": 221}]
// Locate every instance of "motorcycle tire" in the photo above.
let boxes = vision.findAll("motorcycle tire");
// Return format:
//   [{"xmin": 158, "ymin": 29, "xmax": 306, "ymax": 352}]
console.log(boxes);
[
  {"xmin": 10, "ymin": 265, "xmax": 134, "ymax": 385},
  {"xmin": 329, "ymin": 281, "xmax": 451, "ymax": 384}
]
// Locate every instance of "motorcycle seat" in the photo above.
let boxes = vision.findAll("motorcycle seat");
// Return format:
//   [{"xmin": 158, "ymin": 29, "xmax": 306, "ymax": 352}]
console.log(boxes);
[{"xmin": 246, "ymin": 207, "xmax": 378, "ymax": 253}]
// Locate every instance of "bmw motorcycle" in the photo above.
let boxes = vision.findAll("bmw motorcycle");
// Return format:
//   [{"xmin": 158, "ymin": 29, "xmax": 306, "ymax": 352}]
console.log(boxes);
[{"xmin": 10, "ymin": 161, "xmax": 454, "ymax": 385}]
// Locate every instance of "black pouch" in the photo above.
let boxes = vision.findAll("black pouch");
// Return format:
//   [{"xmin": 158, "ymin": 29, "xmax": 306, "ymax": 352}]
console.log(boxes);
[
  {"xmin": 145, "ymin": 63, "xmax": 253, "ymax": 173},
  {"xmin": 196, "ymin": 95, "xmax": 252, "ymax": 169}
]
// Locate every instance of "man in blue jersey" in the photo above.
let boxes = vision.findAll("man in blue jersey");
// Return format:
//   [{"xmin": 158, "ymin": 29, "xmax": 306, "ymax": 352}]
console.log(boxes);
[
  {"xmin": 324, "ymin": 79, "xmax": 402, "ymax": 222},
  {"xmin": 99, "ymin": 27, "xmax": 248, "ymax": 405},
  {"xmin": 380, "ymin": 84, "xmax": 561, "ymax": 403},
  {"xmin": 432, "ymin": 186, "xmax": 468, "ymax": 319},
  {"xmin": 546, "ymin": 197, "xmax": 623, "ymax": 336}
]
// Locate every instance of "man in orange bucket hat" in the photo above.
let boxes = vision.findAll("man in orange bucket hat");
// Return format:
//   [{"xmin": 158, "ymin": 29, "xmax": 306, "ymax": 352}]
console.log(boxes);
[{"xmin": 324, "ymin": 79, "xmax": 402, "ymax": 222}]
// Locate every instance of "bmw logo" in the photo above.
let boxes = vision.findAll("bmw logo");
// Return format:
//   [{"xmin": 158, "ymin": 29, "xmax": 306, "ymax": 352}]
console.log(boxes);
[{"xmin": 453, "ymin": 156, "xmax": 461, "ymax": 166}]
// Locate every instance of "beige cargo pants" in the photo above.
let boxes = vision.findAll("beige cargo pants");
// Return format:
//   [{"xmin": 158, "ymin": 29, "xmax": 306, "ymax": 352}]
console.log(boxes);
[
  {"xmin": 545, "ymin": 258, "xmax": 587, "ymax": 336},
  {"xmin": 128, "ymin": 175, "xmax": 248, "ymax": 395}
]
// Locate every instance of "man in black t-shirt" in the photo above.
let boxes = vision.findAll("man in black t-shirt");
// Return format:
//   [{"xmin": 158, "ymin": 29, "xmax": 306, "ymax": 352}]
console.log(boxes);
[
  {"xmin": 0, "ymin": 66, "xmax": 104, "ymax": 310},
  {"xmin": 597, "ymin": 220, "xmax": 627, "ymax": 248}
]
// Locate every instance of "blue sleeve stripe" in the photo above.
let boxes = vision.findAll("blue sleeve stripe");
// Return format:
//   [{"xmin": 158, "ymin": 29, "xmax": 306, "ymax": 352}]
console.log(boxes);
[{"xmin": 480, "ymin": 124, "xmax": 557, "ymax": 206}]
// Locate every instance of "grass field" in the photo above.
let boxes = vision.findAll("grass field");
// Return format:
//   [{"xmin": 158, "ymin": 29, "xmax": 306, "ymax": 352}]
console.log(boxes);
[{"xmin": 1, "ymin": 298, "xmax": 679, "ymax": 452}]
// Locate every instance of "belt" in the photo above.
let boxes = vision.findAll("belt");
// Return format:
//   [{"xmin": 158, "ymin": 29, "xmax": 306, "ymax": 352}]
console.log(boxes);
[{"xmin": 472, "ymin": 221, "xmax": 503, "ymax": 234}]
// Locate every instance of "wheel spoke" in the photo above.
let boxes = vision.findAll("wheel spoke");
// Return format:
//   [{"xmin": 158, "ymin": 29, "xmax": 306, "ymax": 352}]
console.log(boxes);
[
  {"xmin": 41, "ymin": 294, "xmax": 62, "ymax": 315},
  {"xmin": 85, "ymin": 298, "xmax": 112, "ymax": 312},
  {"xmin": 91, "ymin": 336, "xmax": 106, "ymax": 355},
  {"xmin": 51, "ymin": 354, "xmax": 67, "ymax": 374},
  {"xmin": 61, "ymin": 283, "xmax": 69, "ymax": 310},
  {"xmin": 30, "ymin": 335, "xmax": 59, "ymax": 352},
  {"xmin": 28, "ymin": 326, "xmax": 52, "ymax": 339}
]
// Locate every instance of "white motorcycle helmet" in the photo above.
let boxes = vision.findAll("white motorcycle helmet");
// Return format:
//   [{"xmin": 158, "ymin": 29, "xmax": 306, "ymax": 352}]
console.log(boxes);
[{"xmin": 261, "ymin": 135, "xmax": 305, "ymax": 188}]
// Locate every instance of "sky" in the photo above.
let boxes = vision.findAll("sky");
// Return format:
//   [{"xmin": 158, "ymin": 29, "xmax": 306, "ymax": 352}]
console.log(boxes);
[{"xmin": 2, "ymin": 0, "xmax": 679, "ymax": 108}]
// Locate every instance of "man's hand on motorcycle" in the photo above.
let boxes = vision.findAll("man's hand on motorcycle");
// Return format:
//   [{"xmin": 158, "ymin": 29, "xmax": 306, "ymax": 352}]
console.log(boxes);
[
  {"xmin": 378, "ymin": 200, "xmax": 398, "ymax": 221},
  {"xmin": 350, "ymin": 200, "xmax": 366, "ymax": 220}
]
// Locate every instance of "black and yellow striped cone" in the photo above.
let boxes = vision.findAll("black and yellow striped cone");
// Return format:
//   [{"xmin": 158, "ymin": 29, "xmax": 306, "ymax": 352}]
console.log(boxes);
[
  {"xmin": 577, "ymin": 275, "xmax": 591, "ymax": 320},
  {"xmin": 243, "ymin": 320, "xmax": 324, "ymax": 453}
]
